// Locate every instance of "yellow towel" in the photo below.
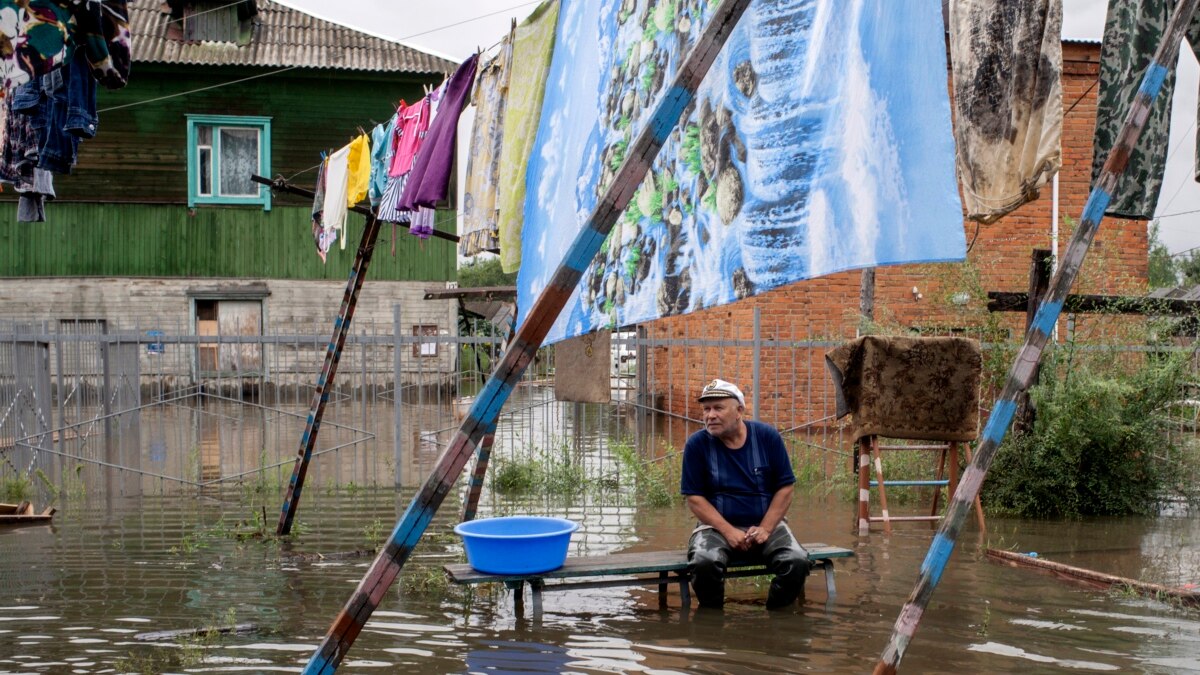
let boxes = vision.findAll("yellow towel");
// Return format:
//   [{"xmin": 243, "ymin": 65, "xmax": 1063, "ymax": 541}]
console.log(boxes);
[{"xmin": 345, "ymin": 133, "xmax": 371, "ymax": 208}]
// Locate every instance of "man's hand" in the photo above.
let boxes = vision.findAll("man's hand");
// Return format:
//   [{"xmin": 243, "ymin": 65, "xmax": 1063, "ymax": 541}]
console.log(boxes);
[
  {"xmin": 745, "ymin": 525, "xmax": 770, "ymax": 547},
  {"xmin": 724, "ymin": 526, "xmax": 753, "ymax": 551}
]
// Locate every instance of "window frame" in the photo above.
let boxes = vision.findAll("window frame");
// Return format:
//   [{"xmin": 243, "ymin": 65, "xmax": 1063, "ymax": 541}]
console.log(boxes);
[
  {"xmin": 186, "ymin": 114, "xmax": 272, "ymax": 210},
  {"xmin": 412, "ymin": 325, "xmax": 439, "ymax": 358}
]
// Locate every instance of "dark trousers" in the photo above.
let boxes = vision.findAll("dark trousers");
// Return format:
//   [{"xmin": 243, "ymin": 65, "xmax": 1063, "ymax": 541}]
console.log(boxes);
[{"xmin": 687, "ymin": 522, "xmax": 809, "ymax": 609}]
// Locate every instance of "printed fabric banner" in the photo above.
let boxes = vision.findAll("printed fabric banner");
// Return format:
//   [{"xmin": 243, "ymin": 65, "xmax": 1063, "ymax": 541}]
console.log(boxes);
[{"xmin": 517, "ymin": 0, "xmax": 965, "ymax": 343}]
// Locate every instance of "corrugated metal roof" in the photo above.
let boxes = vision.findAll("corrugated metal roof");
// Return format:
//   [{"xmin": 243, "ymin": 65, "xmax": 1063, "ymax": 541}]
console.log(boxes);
[{"xmin": 131, "ymin": 0, "xmax": 459, "ymax": 75}]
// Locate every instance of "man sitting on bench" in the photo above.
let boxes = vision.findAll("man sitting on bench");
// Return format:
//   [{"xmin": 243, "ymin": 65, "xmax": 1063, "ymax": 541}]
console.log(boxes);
[{"xmin": 681, "ymin": 379, "xmax": 810, "ymax": 610}]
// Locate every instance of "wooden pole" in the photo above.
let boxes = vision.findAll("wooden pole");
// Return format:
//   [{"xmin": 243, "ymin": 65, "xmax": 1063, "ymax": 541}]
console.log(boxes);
[
  {"xmin": 276, "ymin": 214, "xmax": 384, "ymax": 535},
  {"xmin": 250, "ymin": 175, "xmax": 459, "ymax": 244},
  {"xmin": 873, "ymin": 1, "xmax": 1198, "ymax": 671},
  {"xmin": 461, "ymin": 426, "xmax": 496, "ymax": 522},
  {"xmin": 860, "ymin": 268, "xmax": 876, "ymax": 328},
  {"xmin": 1017, "ymin": 249, "xmax": 1053, "ymax": 431},
  {"xmin": 301, "ymin": 2, "xmax": 751, "ymax": 671}
]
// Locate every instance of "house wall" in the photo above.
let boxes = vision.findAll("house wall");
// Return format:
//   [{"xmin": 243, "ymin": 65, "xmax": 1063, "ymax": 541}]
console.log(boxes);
[
  {"xmin": 0, "ymin": 276, "xmax": 459, "ymax": 389},
  {"xmin": 0, "ymin": 204, "xmax": 455, "ymax": 280},
  {"xmin": 67, "ymin": 64, "xmax": 433, "ymax": 205},
  {"xmin": 646, "ymin": 41, "xmax": 1150, "ymax": 428},
  {"xmin": 0, "ymin": 65, "xmax": 457, "ymax": 279}
]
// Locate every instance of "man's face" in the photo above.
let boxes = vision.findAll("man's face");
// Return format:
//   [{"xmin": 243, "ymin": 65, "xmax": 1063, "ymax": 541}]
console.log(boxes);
[{"xmin": 701, "ymin": 397, "xmax": 743, "ymax": 438}]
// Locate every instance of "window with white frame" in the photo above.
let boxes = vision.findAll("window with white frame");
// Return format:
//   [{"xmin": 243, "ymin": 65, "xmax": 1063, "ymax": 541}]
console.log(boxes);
[{"xmin": 187, "ymin": 114, "xmax": 271, "ymax": 210}]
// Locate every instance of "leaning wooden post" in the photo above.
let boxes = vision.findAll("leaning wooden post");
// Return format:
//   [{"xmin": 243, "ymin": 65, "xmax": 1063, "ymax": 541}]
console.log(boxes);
[
  {"xmin": 1016, "ymin": 248, "xmax": 1053, "ymax": 432},
  {"xmin": 873, "ymin": 2, "xmax": 1197, "ymax": 672},
  {"xmin": 276, "ymin": 213, "xmax": 385, "ymax": 535},
  {"xmin": 461, "ymin": 425, "xmax": 497, "ymax": 522},
  {"xmin": 302, "ymin": 2, "xmax": 751, "ymax": 671}
]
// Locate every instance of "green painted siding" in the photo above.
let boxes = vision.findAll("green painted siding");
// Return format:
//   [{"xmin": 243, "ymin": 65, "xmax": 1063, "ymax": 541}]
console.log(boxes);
[
  {"xmin": 61, "ymin": 65, "xmax": 436, "ymax": 205},
  {"xmin": 0, "ymin": 64, "xmax": 458, "ymax": 280},
  {"xmin": 0, "ymin": 203, "xmax": 455, "ymax": 281}
]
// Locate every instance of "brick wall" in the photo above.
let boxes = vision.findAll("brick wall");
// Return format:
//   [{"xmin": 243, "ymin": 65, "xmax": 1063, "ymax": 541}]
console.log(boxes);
[{"xmin": 647, "ymin": 41, "xmax": 1151, "ymax": 427}]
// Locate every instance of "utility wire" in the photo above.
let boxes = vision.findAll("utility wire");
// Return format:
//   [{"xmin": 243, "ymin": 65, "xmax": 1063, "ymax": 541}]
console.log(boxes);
[{"xmin": 99, "ymin": 66, "xmax": 301, "ymax": 112}]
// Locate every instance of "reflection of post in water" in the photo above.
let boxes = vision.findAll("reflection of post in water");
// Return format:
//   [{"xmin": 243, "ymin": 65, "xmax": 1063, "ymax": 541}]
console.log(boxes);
[
  {"xmin": 200, "ymin": 417, "xmax": 221, "ymax": 483},
  {"xmin": 465, "ymin": 639, "xmax": 572, "ymax": 674}
]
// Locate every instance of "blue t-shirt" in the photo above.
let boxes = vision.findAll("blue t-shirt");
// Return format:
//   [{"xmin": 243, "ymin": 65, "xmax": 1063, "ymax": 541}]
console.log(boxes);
[{"xmin": 680, "ymin": 420, "xmax": 796, "ymax": 527}]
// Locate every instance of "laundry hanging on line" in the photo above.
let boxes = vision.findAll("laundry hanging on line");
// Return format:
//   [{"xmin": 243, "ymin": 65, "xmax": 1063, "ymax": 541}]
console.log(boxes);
[
  {"xmin": 1092, "ymin": 0, "xmax": 1200, "ymax": 220},
  {"xmin": 309, "ymin": 56, "xmax": 479, "ymax": 261},
  {"xmin": 496, "ymin": 0, "xmax": 560, "ymax": 273},
  {"xmin": 949, "ymin": 0, "xmax": 1063, "ymax": 224},
  {"xmin": 0, "ymin": 0, "xmax": 132, "ymax": 222},
  {"xmin": 460, "ymin": 23, "xmax": 515, "ymax": 258}
]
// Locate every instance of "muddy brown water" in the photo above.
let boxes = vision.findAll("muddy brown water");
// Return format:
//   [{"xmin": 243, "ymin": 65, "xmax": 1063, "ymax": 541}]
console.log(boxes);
[{"xmin": 2, "ymin": 489, "xmax": 1200, "ymax": 673}]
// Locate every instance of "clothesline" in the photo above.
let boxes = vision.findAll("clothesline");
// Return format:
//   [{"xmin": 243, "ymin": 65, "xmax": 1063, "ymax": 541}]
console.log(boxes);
[{"xmin": 249, "ymin": 174, "xmax": 459, "ymax": 244}]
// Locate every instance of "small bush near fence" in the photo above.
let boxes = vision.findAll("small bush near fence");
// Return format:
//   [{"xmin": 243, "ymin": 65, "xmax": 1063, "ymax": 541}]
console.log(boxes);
[{"xmin": 985, "ymin": 345, "xmax": 1195, "ymax": 518}]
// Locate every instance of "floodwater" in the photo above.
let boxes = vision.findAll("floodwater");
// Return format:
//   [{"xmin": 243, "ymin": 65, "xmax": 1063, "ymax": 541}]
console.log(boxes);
[{"xmin": 3, "ymin": 486, "xmax": 1200, "ymax": 674}]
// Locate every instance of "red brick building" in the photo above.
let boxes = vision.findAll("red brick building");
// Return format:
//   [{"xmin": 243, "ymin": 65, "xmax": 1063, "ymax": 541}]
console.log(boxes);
[{"xmin": 645, "ymin": 40, "xmax": 1149, "ymax": 431}]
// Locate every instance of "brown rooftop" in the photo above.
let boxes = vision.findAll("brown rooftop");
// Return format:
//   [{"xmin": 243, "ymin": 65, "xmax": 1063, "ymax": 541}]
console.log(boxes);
[{"xmin": 130, "ymin": 0, "xmax": 459, "ymax": 75}]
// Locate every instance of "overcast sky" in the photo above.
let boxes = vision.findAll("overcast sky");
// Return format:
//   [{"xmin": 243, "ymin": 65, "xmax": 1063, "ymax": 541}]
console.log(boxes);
[{"xmin": 277, "ymin": 0, "xmax": 1200, "ymax": 254}]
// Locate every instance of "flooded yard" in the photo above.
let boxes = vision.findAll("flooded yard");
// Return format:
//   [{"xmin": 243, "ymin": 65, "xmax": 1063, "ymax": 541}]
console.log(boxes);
[{"xmin": 3, "ymin": 487, "xmax": 1200, "ymax": 673}]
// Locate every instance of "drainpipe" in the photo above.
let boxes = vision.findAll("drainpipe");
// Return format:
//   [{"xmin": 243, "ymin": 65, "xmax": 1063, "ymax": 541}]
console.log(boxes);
[{"xmin": 1051, "ymin": 172, "xmax": 1060, "ymax": 342}]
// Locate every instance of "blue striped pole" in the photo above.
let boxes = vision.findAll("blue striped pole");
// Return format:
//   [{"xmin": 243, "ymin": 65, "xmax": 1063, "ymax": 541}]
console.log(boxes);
[
  {"xmin": 277, "ymin": 213, "xmax": 384, "ymax": 535},
  {"xmin": 302, "ymin": 2, "xmax": 752, "ymax": 671},
  {"xmin": 873, "ymin": 1, "xmax": 1199, "ymax": 671}
]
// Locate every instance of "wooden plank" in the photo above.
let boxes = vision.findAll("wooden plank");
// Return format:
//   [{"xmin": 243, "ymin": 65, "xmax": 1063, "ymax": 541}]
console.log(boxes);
[
  {"xmin": 868, "ymin": 516, "xmax": 940, "ymax": 522},
  {"xmin": 988, "ymin": 291, "xmax": 1200, "ymax": 316},
  {"xmin": 444, "ymin": 545, "xmax": 852, "ymax": 584},
  {"xmin": 134, "ymin": 623, "xmax": 258, "ymax": 642},
  {"xmin": 986, "ymin": 549, "xmax": 1200, "ymax": 605}
]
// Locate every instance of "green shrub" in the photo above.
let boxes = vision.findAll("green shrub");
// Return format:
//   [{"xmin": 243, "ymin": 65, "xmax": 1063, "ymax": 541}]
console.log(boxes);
[
  {"xmin": 492, "ymin": 458, "xmax": 541, "ymax": 494},
  {"xmin": 985, "ymin": 347, "xmax": 1190, "ymax": 518},
  {"xmin": 610, "ymin": 438, "xmax": 682, "ymax": 507},
  {"xmin": 1, "ymin": 475, "xmax": 32, "ymax": 502},
  {"xmin": 490, "ymin": 442, "xmax": 588, "ymax": 496}
]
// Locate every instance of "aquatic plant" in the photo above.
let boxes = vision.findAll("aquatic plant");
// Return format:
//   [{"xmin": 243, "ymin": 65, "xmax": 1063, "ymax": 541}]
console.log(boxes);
[
  {"xmin": 0, "ymin": 475, "xmax": 33, "ymax": 502},
  {"xmin": 610, "ymin": 438, "xmax": 681, "ymax": 507}
]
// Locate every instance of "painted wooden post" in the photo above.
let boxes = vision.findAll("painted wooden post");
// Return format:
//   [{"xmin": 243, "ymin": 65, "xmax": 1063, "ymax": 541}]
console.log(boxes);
[
  {"xmin": 873, "ymin": 1, "xmax": 1198, "ymax": 671},
  {"xmin": 301, "ymin": 2, "xmax": 752, "ymax": 671},
  {"xmin": 461, "ymin": 426, "xmax": 497, "ymax": 522},
  {"xmin": 856, "ymin": 436, "xmax": 871, "ymax": 535},
  {"xmin": 1017, "ymin": 248, "xmax": 1053, "ymax": 432},
  {"xmin": 276, "ymin": 213, "xmax": 384, "ymax": 535},
  {"xmin": 860, "ymin": 268, "xmax": 876, "ymax": 325}
]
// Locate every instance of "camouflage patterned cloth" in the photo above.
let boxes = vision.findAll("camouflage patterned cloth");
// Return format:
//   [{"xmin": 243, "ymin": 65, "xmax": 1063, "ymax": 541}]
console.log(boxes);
[
  {"xmin": 1093, "ymin": 0, "xmax": 1200, "ymax": 220},
  {"xmin": 0, "ymin": 0, "xmax": 72, "ymax": 91},
  {"xmin": 950, "ymin": 0, "xmax": 1063, "ymax": 224}
]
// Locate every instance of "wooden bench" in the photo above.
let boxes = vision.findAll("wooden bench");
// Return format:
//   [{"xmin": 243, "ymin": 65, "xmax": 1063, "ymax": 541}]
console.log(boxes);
[{"xmin": 444, "ymin": 543, "xmax": 853, "ymax": 614}]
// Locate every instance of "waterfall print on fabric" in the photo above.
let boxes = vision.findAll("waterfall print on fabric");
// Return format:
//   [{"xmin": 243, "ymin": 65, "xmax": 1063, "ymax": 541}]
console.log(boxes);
[{"xmin": 516, "ymin": 0, "xmax": 965, "ymax": 343}]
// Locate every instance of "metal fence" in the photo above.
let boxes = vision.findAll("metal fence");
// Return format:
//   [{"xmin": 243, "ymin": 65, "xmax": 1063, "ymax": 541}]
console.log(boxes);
[{"xmin": 2, "ymin": 307, "xmax": 1199, "ymax": 509}]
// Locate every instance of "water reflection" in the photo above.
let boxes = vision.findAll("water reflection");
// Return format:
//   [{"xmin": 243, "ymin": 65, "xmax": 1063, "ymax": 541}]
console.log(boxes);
[
  {"xmin": 2, "ymin": 489, "xmax": 1200, "ymax": 673},
  {"xmin": 463, "ymin": 638, "xmax": 572, "ymax": 674}
]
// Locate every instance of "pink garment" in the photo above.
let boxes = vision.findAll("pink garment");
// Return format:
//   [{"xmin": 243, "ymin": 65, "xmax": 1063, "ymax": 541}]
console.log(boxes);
[{"xmin": 388, "ymin": 99, "xmax": 430, "ymax": 178}]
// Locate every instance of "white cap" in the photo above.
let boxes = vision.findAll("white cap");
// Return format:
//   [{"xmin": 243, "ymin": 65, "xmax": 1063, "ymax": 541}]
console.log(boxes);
[{"xmin": 698, "ymin": 379, "xmax": 745, "ymax": 407}]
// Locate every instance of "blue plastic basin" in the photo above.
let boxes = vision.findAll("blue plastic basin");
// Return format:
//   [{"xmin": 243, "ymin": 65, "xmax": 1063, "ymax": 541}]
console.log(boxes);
[{"xmin": 454, "ymin": 516, "xmax": 579, "ymax": 575}]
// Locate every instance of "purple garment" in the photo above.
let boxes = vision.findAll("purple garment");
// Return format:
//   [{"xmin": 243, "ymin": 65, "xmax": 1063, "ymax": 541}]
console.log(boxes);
[{"xmin": 397, "ymin": 53, "xmax": 479, "ymax": 210}]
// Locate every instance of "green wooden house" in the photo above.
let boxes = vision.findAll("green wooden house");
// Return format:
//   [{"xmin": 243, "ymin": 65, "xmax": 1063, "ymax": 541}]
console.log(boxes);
[{"xmin": 0, "ymin": 0, "xmax": 461, "ymax": 358}]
